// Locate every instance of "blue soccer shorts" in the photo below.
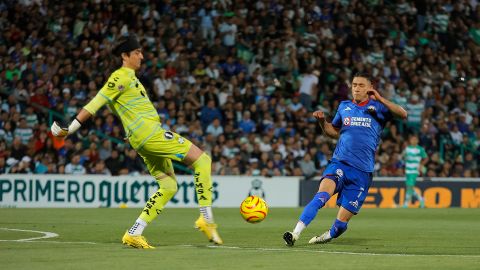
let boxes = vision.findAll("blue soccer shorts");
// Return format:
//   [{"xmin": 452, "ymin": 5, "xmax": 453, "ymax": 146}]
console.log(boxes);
[{"xmin": 321, "ymin": 159, "xmax": 373, "ymax": 214}]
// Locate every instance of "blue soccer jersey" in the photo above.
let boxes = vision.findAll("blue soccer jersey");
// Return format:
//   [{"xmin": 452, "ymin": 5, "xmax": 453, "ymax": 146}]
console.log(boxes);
[{"xmin": 331, "ymin": 99, "xmax": 393, "ymax": 172}]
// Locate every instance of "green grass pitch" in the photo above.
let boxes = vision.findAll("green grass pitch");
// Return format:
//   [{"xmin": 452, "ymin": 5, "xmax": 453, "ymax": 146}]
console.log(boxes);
[{"xmin": 1, "ymin": 208, "xmax": 479, "ymax": 270}]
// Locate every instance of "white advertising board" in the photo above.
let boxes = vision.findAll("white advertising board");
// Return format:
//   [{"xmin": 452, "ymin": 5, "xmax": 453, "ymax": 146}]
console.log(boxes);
[{"xmin": 0, "ymin": 174, "xmax": 300, "ymax": 208}]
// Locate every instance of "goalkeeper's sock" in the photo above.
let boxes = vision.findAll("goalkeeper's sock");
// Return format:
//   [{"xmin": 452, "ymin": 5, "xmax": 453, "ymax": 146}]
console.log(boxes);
[
  {"xmin": 139, "ymin": 175, "xmax": 178, "ymax": 223},
  {"xmin": 191, "ymin": 153, "xmax": 213, "ymax": 207},
  {"xmin": 299, "ymin": 192, "xmax": 330, "ymax": 225},
  {"xmin": 200, "ymin": 206, "xmax": 214, "ymax": 223},
  {"xmin": 128, "ymin": 218, "xmax": 147, "ymax": 236}
]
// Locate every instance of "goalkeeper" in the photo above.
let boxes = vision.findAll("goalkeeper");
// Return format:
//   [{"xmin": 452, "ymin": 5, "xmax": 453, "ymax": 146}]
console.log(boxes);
[{"xmin": 51, "ymin": 34, "xmax": 223, "ymax": 248}]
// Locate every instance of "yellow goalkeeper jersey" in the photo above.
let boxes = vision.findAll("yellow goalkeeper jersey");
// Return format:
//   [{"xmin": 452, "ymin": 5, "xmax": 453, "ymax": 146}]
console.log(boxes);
[{"xmin": 83, "ymin": 67, "xmax": 161, "ymax": 149}]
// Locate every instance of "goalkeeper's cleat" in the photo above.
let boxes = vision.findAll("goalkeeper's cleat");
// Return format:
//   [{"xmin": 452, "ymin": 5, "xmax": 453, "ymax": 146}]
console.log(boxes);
[
  {"xmin": 122, "ymin": 231, "xmax": 155, "ymax": 249},
  {"xmin": 195, "ymin": 215, "xmax": 223, "ymax": 245},
  {"xmin": 308, "ymin": 230, "xmax": 332, "ymax": 244},
  {"xmin": 283, "ymin": 231, "xmax": 298, "ymax": 247}
]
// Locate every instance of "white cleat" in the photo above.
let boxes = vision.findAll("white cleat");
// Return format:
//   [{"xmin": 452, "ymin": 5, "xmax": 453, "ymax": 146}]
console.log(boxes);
[
  {"xmin": 283, "ymin": 231, "xmax": 299, "ymax": 247},
  {"xmin": 308, "ymin": 231, "xmax": 332, "ymax": 244}
]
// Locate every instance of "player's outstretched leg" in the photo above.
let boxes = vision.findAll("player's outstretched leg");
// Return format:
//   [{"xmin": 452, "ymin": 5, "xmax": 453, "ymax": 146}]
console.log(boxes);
[
  {"xmin": 309, "ymin": 219, "xmax": 348, "ymax": 244},
  {"xmin": 191, "ymin": 152, "xmax": 223, "ymax": 245},
  {"xmin": 283, "ymin": 191, "xmax": 330, "ymax": 246}
]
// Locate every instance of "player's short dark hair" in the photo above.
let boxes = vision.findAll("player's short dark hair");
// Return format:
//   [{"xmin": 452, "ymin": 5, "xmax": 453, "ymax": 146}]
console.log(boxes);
[
  {"xmin": 353, "ymin": 72, "xmax": 373, "ymax": 83},
  {"xmin": 112, "ymin": 34, "xmax": 141, "ymax": 56}
]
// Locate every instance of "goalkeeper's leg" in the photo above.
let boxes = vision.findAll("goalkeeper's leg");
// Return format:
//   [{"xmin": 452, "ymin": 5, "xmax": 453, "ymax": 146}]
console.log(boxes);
[
  {"xmin": 138, "ymin": 173, "xmax": 178, "ymax": 223},
  {"xmin": 185, "ymin": 146, "xmax": 223, "ymax": 244},
  {"xmin": 123, "ymin": 157, "xmax": 178, "ymax": 248},
  {"xmin": 123, "ymin": 173, "xmax": 177, "ymax": 249}
]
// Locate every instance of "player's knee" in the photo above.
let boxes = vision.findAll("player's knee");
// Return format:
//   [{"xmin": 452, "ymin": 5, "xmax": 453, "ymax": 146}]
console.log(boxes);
[
  {"xmin": 192, "ymin": 152, "xmax": 211, "ymax": 170},
  {"xmin": 159, "ymin": 175, "xmax": 178, "ymax": 195}
]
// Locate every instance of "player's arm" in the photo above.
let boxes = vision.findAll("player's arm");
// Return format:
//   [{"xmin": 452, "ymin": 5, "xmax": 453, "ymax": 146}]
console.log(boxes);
[
  {"xmin": 50, "ymin": 73, "xmax": 126, "ymax": 137},
  {"xmin": 368, "ymin": 89, "xmax": 407, "ymax": 119},
  {"xmin": 313, "ymin": 110, "xmax": 340, "ymax": 139}
]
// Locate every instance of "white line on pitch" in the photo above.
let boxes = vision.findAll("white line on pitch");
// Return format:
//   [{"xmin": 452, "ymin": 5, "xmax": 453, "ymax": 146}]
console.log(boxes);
[
  {"xmin": 20, "ymin": 240, "xmax": 97, "ymax": 244},
  {"xmin": 0, "ymin": 228, "xmax": 96, "ymax": 244},
  {"xmin": 178, "ymin": 244, "xmax": 480, "ymax": 258},
  {"xmin": 0, "ymin": 228, "xmax": 58, "ymax": 241}
]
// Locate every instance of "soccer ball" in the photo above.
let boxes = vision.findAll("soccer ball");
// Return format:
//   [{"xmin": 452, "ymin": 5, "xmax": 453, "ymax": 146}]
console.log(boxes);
[{"xmin": 240, "ymin": 196, "xmax": 268, "ymax": 223}]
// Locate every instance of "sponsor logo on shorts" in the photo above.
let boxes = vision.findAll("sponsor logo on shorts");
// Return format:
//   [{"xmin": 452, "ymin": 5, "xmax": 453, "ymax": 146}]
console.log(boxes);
[{"xmin": 349, "ymin": 200, "xmax": 359, "ymax": 208}]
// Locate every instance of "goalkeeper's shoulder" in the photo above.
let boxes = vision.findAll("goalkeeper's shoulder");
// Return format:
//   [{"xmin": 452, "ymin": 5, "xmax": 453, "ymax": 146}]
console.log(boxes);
[{"xmin": 104, "ymin": 68, "xmax": 133, "ymax": 91}]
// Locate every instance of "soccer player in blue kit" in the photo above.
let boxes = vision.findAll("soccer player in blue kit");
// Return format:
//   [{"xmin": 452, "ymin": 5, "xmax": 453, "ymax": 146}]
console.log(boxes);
[{"xmin": 283, "ymin": 73, "xmax": 407, "ymax": 246}]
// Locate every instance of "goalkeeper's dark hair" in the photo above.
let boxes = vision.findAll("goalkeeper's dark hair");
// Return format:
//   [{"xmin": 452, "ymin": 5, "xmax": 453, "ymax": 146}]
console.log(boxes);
[
  {"xmin": 107, "ymin": 34, "xmax": 141, "ymax": 74},
  {"xmin": 111, "ymin": 34, "xmax": 141, "ymax": 57}
]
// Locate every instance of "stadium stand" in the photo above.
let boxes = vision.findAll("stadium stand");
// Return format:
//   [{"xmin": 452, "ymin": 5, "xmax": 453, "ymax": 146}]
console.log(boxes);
[{"xmin": 0, "ymin": 0, "xmax": 478, "ymax": 177}]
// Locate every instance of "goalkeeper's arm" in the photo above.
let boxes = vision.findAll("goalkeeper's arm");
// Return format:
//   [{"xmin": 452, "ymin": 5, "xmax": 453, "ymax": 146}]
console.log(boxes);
[
  {"xmin": 51, "ymin": 71, "xmax": 122, "ymax": 137},
  {"xmin": 51, "ymin": 109, "xmax": 92, "ymax": 137}
]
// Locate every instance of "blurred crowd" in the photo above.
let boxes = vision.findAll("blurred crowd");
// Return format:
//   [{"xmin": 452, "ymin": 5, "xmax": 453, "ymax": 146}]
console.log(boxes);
[{"xmin": 0, "ymin": 0, "xmax": 479, "ymax": 178}]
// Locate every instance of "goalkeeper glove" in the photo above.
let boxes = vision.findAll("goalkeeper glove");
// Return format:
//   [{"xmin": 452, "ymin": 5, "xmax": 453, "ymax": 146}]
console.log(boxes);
[{"xmin": 51, "ymin": 118, "xmax": 82, "ymax": 137}]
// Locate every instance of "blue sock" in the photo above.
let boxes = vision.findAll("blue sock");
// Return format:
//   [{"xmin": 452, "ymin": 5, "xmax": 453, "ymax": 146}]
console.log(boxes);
[
  {"xmin": 299, "ymin": 192, "xmax": 331, "ymax": 225},
  {"xmin": 329, "ymin": 219, "xmax": 348, "ymax": 238}
]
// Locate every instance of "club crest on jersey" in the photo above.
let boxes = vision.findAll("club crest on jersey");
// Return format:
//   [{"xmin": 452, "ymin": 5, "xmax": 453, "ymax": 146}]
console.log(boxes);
[
  {"xmin": 367, "ymin": 105, "xmax": 376, "ymax": 115},
  {"xmin": 118, "ymin": 85, "xmax": 125, "ymax": 91},
  {"xmin": 164, "ymin": 131, "xmax": 174, "ymax": 140},
  {"xmin": 336, "ymin": 169, "xmax": 344, "ymax": 178},
  {"xmin": 343, "ymin": 117, "xmax": 351, "ymax": 126}
]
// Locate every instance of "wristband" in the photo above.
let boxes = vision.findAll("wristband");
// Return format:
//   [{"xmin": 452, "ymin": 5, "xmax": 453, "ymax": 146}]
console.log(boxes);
[{"xmin": 68, "ymin": 118, "xmax": 82, "ymax": 135}]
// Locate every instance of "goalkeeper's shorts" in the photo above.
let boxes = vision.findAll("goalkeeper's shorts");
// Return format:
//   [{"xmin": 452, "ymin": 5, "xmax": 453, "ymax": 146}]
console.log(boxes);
[{"xmin": 130, "ymin": 124, "xmax": 193, "ymax": 177}]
